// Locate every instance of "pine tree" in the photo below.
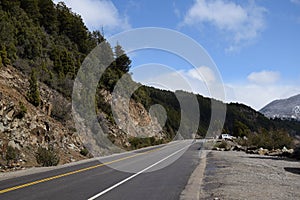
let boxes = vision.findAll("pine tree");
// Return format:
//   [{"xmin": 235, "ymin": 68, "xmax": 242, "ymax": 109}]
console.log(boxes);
[
  {"xmin": 0, "ymin": 46, "xmax": 11, "ymax": 66},
  {"xmin": 38, "ymin": 0, "xmax": 58, "ymax": 34},
  {"xmin": 113, "ymin": 43, "xmax": 131, "ymax": 73},
  {"xmin": 27, "ymin": 69, "xmax": 41, "ymax": 106},
  {"xmin": 20, "ymin": 0, "xmax": 41, "ymax": 24},
  {"xmin": 0, "ymin": 0, "xmax": 20, "ymax": 12},
  {"xmin": 91, "ymin": 30, "xmax": 104, "ymax": 45}
]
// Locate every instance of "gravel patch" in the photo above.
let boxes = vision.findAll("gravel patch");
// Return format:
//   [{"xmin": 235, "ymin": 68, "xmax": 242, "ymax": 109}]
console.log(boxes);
[{"xmin": 202, "ymin": 151, "xmax": 300, "ymax": 200}]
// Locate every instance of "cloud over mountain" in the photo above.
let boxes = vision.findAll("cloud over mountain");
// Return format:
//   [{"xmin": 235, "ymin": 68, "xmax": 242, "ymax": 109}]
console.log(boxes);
[{"xmin": 182, "ymin": 0, "xmax": 267, "ymax": 51}]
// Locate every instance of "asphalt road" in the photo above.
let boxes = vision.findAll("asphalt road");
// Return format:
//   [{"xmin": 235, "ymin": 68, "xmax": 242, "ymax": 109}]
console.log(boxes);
[{"xmin": 0, "ymin": 140, "xmax": 203, "ymax": 200}]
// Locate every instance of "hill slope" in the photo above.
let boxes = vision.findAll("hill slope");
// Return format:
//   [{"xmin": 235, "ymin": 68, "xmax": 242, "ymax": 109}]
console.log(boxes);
[
  {"xmin": 260, "ymin": 94, "xmax": 300, "ymax": 121},
  {"xmin": 0, "ymin": 65, "xmax": 87, "ymax": 170}
]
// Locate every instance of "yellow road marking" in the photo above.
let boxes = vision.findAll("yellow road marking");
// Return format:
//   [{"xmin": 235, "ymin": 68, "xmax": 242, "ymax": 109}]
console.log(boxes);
[{"xmin": 0, "ymin": 147, "xmax": 161, "ymax": 194}]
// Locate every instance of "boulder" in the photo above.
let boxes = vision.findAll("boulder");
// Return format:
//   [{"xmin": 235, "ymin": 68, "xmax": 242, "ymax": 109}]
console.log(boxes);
[
  {"xmin": 6, "ymin": 109, "xmax": 15, "ymax": 121},
  {"xmin": 232, "ymin": 145, "xmax": 246, "ymax": 152},
  {"xmin": 268, "ymin": 149, "xmax": 283, "ymax": 156},
  {"xmin": 258, "ymin": 147, "xmax": 269, "ymax": 155},
  {"xmin": 0, "ymin": 122, "xmax": 5, "ymax": 132},
  {"xmin": 8, "ymin": 140, "xmax": 21, "ymax": 150}
]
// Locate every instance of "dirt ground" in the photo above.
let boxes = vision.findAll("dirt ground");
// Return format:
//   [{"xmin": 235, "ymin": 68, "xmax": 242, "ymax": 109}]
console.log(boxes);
[{"xmin": 201, "ymin": 151, "xmax": 300, "ymax": 200}]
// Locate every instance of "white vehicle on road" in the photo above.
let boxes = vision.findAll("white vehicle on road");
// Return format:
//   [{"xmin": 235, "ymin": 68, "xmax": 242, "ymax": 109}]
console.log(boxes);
[{"xmin": 220, "ymin": 134, "xmax": 234, "ymax": 140}]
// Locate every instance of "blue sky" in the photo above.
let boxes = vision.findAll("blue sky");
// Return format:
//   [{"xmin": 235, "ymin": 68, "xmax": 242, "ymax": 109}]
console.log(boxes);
[{"xmin": 54, "ymin": 0, "xmax": 300, "ymax": 110}]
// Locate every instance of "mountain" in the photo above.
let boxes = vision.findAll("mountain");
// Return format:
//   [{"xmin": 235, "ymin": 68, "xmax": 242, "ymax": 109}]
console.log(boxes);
[{"xmin": 260, "ymin": 94, "xmax": 300, "ymax": 121}]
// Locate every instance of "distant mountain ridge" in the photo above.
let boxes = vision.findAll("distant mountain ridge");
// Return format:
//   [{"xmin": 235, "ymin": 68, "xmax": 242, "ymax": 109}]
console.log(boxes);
[{"xmin": 260, "ymin": 94, "xmax": 300, "ymax": 121}]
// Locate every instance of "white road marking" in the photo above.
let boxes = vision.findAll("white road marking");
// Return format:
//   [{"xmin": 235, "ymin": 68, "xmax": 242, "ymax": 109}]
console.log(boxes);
[{"xmin": 87, "ymin": 144, "xmax": 189, "ymax": 200}]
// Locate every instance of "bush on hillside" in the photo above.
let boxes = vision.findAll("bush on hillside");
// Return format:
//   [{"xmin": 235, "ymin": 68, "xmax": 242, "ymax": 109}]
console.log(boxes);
[
  {"xmin": 36, "ymin": 146, "xmax": 60, "ymax": 167},
  {"xmin": 5, "ymin": 146, "xmax": 19, "ymax": 165},
  {"xmin": 80, "ymin": 148, "xmax": 89, "ymax": 157},
  {"xmin": 14, "ymin": 102, "xmax": 27, "ymax": 119}
]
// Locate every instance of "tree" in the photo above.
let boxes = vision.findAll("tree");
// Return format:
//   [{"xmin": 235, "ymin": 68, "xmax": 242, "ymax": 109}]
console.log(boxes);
[
  {"xmin": 91, "ymin": 30, "xmax": 104, "ymax": 45},
  {"xmin": 56, "ymin": 2, "xmax": 89, "ymax": 53},
  {"xmin": 0, "ymin": 0, "xmax": 20, "ymax": 12},
  {"xmin": 113, "ymin": 43, "xmax": 131, "ymax": 73},
  {"xmin": 233, "ymin": 120, "xmax": 251, "ymax": 137},
  {"xmin": 27, "ymin": 69, "xmax": 41, "ymax": 106},
  {"xmin": 20, "ymin": 0, "xmax": 41, "ymax": 24},
  {"xmin": 0, "ymin": 46, "xmax": 11, "ymax": 66},
  {"xmin": 0, "ymin": 10, "xmax": 16, "ymax": 60},
  {"xmin": 38, "ymin": 0, "xmax": 58, "ymax": 33}
]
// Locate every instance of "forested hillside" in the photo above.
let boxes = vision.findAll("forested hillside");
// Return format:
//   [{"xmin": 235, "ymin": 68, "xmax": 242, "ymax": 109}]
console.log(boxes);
[{"xmin": 0, "ymin": 0, "xmax": 106, "ymax": 97}]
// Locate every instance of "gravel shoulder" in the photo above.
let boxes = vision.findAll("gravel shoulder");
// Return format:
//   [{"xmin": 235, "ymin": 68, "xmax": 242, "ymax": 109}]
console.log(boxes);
[{"xmin": 202, "ymin": 151, "xmax": 300, "ymax": 200}]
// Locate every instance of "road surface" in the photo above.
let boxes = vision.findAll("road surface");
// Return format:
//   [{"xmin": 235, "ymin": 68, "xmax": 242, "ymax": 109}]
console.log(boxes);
[{"xmin": 0, "ymin": 140, "xmax": 203, "ymax": 200}]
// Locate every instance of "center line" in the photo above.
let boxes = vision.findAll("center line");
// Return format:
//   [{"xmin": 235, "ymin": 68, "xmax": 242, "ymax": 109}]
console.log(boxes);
[{"xmin": 87, "ymin": 145, "xmax": 189, "ymax": 200}]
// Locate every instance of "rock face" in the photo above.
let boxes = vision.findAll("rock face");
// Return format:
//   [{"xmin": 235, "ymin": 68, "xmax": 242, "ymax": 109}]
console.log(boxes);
[
  {"xmin": 79, "ymin": 89, "xmax": 164, "ymax": 157},
  {"xmin": 111, "ymin": 94, "xmax": 163, "ymax": 138},
  {"xmin": 0, "ymin": 66, "xmax": 166, "ymax": 170},
  {"xmin": 260, "ymin": 94, "xmax": 300, "ymax": 121},
  {"xmin": 0, "ymin": 66, "xmax": 87, "ymax": 171}
]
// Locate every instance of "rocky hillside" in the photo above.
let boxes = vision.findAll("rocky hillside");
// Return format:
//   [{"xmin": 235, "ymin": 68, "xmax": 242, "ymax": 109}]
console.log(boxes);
[
  {"xmin": 0, "ymin": 65, "xmax": 164, "ymax": 171},
  {"xmin": 260, "ymin": 94, "xmax": 300, "ymax": 121},
  {"xmin": 0, "ymin": 1, "xmax": 165, "ymax": 170},
  {"xmin": 0, "ymin": 66, "xmax": 87, "ymax": 171}
]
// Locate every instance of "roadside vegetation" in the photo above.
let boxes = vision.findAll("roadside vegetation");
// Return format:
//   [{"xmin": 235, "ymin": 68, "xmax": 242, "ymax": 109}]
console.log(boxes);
[
  {"xmin": 128, "ymin": 137, "xmax": 165, "ymax": 150},
  {"xmin": 5, "ymin": 146, "xmax": 20, "ymax": 166},
  {"xmin": 35, "ymin": 146, "xmax": 60, "ymax": 167}
]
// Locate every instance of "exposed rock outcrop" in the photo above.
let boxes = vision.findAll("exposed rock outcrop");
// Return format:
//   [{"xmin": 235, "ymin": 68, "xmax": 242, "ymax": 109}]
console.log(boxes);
[
  {"xmin": 0, "ymin": 66, "xmax": 87, "ymax": 171},
  {"xmin": 0, "ymin": 66, "xmax": 166, "ymax": 170}
]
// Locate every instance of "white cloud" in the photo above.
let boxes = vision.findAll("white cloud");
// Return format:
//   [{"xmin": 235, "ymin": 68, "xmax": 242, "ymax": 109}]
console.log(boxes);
[
  {"xmin": 53, "ymin": 0, "xmax": 130, "ymax": 31},
  {"xmin": 187, "ymin": 66, "xmax": 216, "ymax": 82},
  {"xmin": 247, "ymin": 70, "xmax": 280, "ymax": 84},
  {"xmin": 223, "ymin": 70, "xmax": 299, "ymax": 110},
  {"xmin": 132, "ymin": 64, "xmax": 225, "ymax": 102},
  {"xmin": 173, "ymin": 2, "xmax": 181, "ymax": 18},
  {"xmin": 226, "ymin": 84, "xmax": 300, "ymax": 110},
  {"xmin": 132, "ymin": 65, "xmax": 199, "ymax": 93},
  {"xmin": 133, "ymin": 65, "xmax": 300, "ymax": 111},
  {"xmin": 182, "ymin": 0, "xmax": 267, "ymax": 51}
]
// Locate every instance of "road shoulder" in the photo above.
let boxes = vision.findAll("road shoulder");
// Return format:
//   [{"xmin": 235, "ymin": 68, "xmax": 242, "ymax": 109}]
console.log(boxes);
[
  {"xmin": 180, "ymin": 150, "xmax": 209, "ymax": 200},
  {"xmin": 202, "ymin": 151, "xmax": 300, "ymax": 200}
]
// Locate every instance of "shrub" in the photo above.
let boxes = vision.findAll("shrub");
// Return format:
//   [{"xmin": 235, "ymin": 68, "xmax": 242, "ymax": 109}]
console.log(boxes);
[
  {"xmin": 36, "ymin": 146, "xmax": 60, "ymax": 166},
  {"xmin": 128, "ymin": 137, "xmax": 164, "ymax": 149},
  {"xmin": 5, "ymin": 146, "xmax": 19, "ymax": 165},
  {"xmin": 214, "ymin": 140, "xmax": 228, "ymax": 149},
  {"xmin": 80, "ymin": 148, "xmax": 89, "ymax": 156},
  {"xmin": 247, "ymin": 129, "xmax": 293, "ymax": 150},
  {"xmin": 15, "ymin": 102, "xmax": 27, "ymax": 119},
  {"xmin": 50, "ymin": 96, "xmax": 71, "ymax": 122}
]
